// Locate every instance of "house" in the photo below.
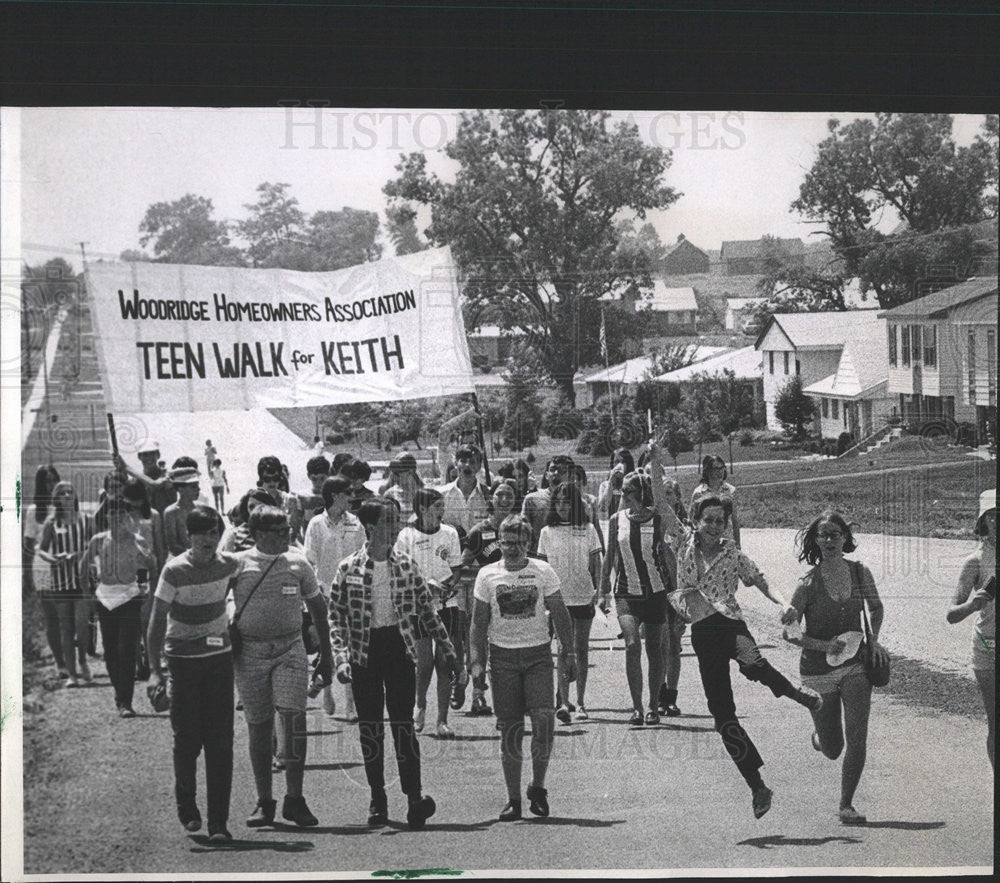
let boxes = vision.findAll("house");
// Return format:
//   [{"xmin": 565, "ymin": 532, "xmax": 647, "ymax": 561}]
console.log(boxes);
[
  {"xmin": 635, "ymin": 281, "xmax": 699, "ymax": 334},
  {"xmin": 654, "ymin": 345, "xmax": 765, "ymax": 420},
  {"xmin": 719, "ymin": 237, "xmax": 805, "ymax": 276},
  {"xmin": 802, "ymin": 321, "xmax": 893, "ymax": 441},
  {"xmin": 661, "ymin": 234, "xmax": 709, "ymax": 275},
  {"xmin": 725, "ymin": 297, "xmax": 766, "ymax": 331},
  {"xmin": 754, "ymin": 310, "xmax": 882, "ymax": 431},
  {"xmin": 466, "ymin": 325, "xmax": 527, "ymax": 370},
  {"xmin": 879, "ymin": 275, "xmax": 998, "ymax": 441}
]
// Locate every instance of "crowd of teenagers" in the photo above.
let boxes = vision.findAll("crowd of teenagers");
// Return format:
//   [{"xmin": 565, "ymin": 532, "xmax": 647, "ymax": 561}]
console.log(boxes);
[{"xmin": 23, "ymin": 437, "xmax": 995, "ymax": 843}]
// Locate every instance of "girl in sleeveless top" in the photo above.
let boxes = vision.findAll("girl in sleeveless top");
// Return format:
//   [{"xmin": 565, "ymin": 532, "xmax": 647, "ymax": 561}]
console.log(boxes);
[
  {"xmin": 946, "ymin": 489, "xmax": 995, "ymax": 769},
  {"xmin": 24, "ymin": 465, "xmax": 66, "ymax": 676},
  {"xmin": 783, "ymin": 510, "xmax": 888, "ymax": 824}
]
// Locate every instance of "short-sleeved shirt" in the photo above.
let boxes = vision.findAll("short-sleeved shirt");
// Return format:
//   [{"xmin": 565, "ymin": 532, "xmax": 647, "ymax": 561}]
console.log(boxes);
[
  {"xmin": 232, "ymin": 547, "xmax": 319, "ymax": 639},
  {"xmin": 676, "ymin": 533, "xmax": 763, "ymax": 623},
  {"xmin": 520, "ymin": 488, "xmax": 552, "ymax": 552},
  {"xmin": 155, "ymin": 551, "xmax": 240, "ymax": 658},
  {"xmin": 303, "ymin": 510, "xmax": 365, "ymax": 595},
  {"xmin": 791, "ymin": 559, "xmax": 880, "ymax": 676},
  {"xmin": 474, "ymin": 558, "xmax": 561, "ymax": 649},
  {"xmin": 395, "ymin": 524, "xmax": 461, "ymax": 608},
  {"xmin": 537, "ymin": 523, "xmax": 601, "ymax": 606},
  {"xmin": 440, "ymin": 480, "xmax": 490, "ymax": 537}
]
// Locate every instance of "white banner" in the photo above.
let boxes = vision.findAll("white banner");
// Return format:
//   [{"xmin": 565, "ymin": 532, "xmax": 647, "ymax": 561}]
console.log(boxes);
[{"xmin": 85, "ymin": 247, "xmax": 475, "ymax": 412}]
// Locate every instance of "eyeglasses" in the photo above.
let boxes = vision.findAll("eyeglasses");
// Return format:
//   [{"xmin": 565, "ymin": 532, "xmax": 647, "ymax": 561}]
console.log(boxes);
[
  {"xmin": 817, "ymin": 530, "xmax": 843, "ymax": 541},
  {"xmin": 700, "ymin": 517, "xmax": 726, "ymax": 525}
]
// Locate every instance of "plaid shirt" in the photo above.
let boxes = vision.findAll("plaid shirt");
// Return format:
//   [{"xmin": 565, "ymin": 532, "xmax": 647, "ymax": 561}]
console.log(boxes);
[
  {"xmin": 329, "ymin": 544, "xmax": 456, "ymax": 669},
  {"xmin": 676, "ymin": 532, "xmax": 763, "ymax": 623}
]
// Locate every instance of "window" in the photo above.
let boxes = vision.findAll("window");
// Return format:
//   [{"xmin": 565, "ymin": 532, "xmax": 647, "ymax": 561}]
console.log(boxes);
[
  {"xmin": 901, "ymin": 325, "xmax": 911, "ymax": 366},
  {"xmin": 923, "ymin": 325, "xmax": 936, "ymax": 367},
  {"xmin": 843, "ymin": 403, "xmax": 849, "ymax": 426},
  {"xmin": 783, "ymin": 352, "xmax": 790, "ymax": 375},
  {"xmin": 911, "ymin": 325, "xmax": 922, "ymax": 365},
  {"xmin": 832, "ymin": 399, "xmax": 839, "ymax": 420},
  {"xmin": 988, "ymin": 330, "xmax": 996, "ymax": 406},
  {"xmin": 796, "ymin": 359, "xmax": 801, "ymax": 375},
  {"xmin": 968, "ymin": 330, "xmax": 977, "ymax": 404},
  {"xmin": 822, "ymin": 398, "xmax": 829, "ymax": 418},
  {"xmin": 769, "ymin": 352, "xmax": 774, "ymax": 374},
  {"xmin": 888, "ymin": 324, "xmax": 897, "ymax": 366}
]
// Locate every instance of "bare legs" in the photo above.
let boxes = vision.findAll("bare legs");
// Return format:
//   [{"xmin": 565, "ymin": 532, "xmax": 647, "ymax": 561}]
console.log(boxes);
[
  {"xmin": 973, "ymin": 669, "xmax": 995, "ymax": 769},
  {"xmin": 811, "ymin": 672, "xmax": 872, "ymax": 813},
  {"xmin": 499, "ymin": 710, "xmax": 555, "ymax": 801},
  {"xmin": 248, "ymin": 708, "xmax": 307, "ymax": 802},
  {"xmin": 557, "ymin": 618, "xmax": 593, "ymax": 708},
  {"xmin": 620, "ymin": 615, "xmax": 664, "ymax": 712}
]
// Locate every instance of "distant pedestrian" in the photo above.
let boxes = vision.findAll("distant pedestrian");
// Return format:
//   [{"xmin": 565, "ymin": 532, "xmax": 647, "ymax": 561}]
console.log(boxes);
[
  {"xmin": 329, "ymin": 497, "xmax": 460, "ymax": 829},
  {"xmin": 470, "ymin": 515, "xmax": 576, "ymax": 821},
  {"xmin": 597, "ymin": 448, "xmax": 635, "ymax": 519},
  {"xmin": 521, "ymin": 455, "xmax": 574, "ymax": 553},
  {"xmin": 783, "ymin": 509, "xmax": 889, "ymax": 824},
  {"xmin": 345, "ymin": 459, "xmax": 376, "ymax": 515},
  {"xmin": 204, "ymin": 440, "xmax": 217, "ymax": 476},
  {"xmin": 146, "ymin": 504, "xmax": 238, "ymax": 843},
  {"xmin": 163, "ymin": 462, "xmax": 203, "ymax": 558},
  {"xmin": 209, "ymin": 459, "xmax": 229, "ymax": 513},
  {"xmin": 220, "ymin": 489, "xmax": 272, "ymax": 553},
  {"xmin": 946, "ymin": 489, "xmax": 995, "ymax": 769},
  {"xmin": 690, "ymin": 455, "xmax": 741, "ymax": 548},
  {"xmin": 440, "ymin": 444, "xmax": 490, "ymax": 540},
  {"xmin": 382, "ymin": 453, "xmax": 424, "ymax": 522},
  {"xmin": 663, "ymin": 440, "xmax": 821, "ymax": 820},
  {"xmin": 256, "ymin": 456, "xmax": 303, "ymax": 541},
  {"xmin": 295, "ymin": 455, "xmax": 331, "ymax": 530}
]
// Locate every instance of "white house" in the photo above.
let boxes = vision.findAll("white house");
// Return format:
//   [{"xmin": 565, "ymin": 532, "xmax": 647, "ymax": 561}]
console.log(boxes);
[
  {"xmin": 636, "ymin": 281, "xmax": 699, "ymax": 333},
  {"xmin": 754, "ymin": 310, "xmax": 882, "ymax": 431},
  {"xmin": 725, "ymin": 297, "xmax": 766, "ymax": 331},
  {"xmin": 802, "ymin": 320, "xmax": 893, "ymax": 441},
  {"xmin": 879, "ymin": 275, "xmax": 998, "ymax": 440}
]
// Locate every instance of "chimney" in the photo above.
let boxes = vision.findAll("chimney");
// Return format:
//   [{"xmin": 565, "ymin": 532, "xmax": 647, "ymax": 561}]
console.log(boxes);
[{"xmin": 677, "ymin": 233, "xmax": 685, "ymax": 242}]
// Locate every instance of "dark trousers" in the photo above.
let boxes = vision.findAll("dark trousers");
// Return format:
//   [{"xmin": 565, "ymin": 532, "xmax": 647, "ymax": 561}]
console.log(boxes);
[
  {"xmin": 167, "ymin": 653, "xmax": 235, "ymax": 828},
  {"xmin": 351, "ymin": 627, "xmax": 421, "ymax": 800},
  {"xmin": 690, "ymin": 612, "xmax": 797, "ymax": 785},
  {"xmin": 97, "ymin": 598, "xmax": 142, "ymax": 708}
]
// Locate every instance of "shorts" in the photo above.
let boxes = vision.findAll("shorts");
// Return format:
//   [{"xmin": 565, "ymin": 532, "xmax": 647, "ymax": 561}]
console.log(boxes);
[
  {"xmin": 972, "ymin": 632, "xmax": 995, "ymax": 672},
  {"xmin": 800, "ymin": 662, "xmax": 867, "ymax": 695},
  {"xmin": 488, "ymin": 643, "xmax": 554, "ymax": 722},
  {"xmin": 615, "ymin": 591, "xmax": 667, "ymax": 625},
  {"xmin": 567, "ymin": 603, "xmax": 596, "ymax": 621},
  {"xmin": 232, "ymin": 633, "xmax": 308, "ymax": 724}
]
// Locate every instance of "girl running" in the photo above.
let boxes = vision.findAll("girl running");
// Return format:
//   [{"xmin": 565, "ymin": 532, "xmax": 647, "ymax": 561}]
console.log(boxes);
[
  {"xmin": 36, "ymin": 480, "xmax": 93, "ymax": 686},
  {"xmin": 395, "ymin": 488, "xmax": 463, "ymax": 738},
  {"xmin": 538, "ymin": 483, "xmax": 602, "ymax": 722},
  {"xmin": 598, "ymin": 462, "xmax": 672, "ymax": 726},
  {"xmin": 782, "ymin": 510, "xmax": 889, "ymax": 824},
  {"xmin": 946, "ymin": 489, "xmax": 995, "ymax": 769},
  {"xmin": 690, "ymin": 455, "xmax": 741, "ymax": 548}
]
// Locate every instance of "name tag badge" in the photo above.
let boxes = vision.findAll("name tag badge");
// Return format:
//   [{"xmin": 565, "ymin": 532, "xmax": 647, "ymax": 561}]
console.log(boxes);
[
  {"xmin": 206, "ymin": 636, "xmax": 224, "ymax": 647},
  {"xmin": 346, "ymin": 576, "xmax": 364, "ymax": 587},
  {"xmin": 282, "ymin": 584, "xmax": 298, "ymax": 596}
]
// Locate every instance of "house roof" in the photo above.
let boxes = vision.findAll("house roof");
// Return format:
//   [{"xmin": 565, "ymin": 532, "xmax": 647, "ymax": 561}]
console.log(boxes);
[
  {"xmin": 754, "ymin": 309, "xmax": 881, "ymax": 351},
  {"xmin": 878, "ymin": 275, "xmax": 999, "ymax": 320},
  {"xmin": 584, "ymin": 345, "xmax": 730, "ymax": 384},
  {"xmin": 638, "ymin": 281, "xmax": 698, "ymax": 312},
  {"xmin": 725, "ymin": 297, "xmax": 766, "ymax": 312},
  {"xmin": 654, "ymin": 346, "xmax": 761, "ymax": 383},
  {"xmin": 663, "ymin": 237, "xmax": 708, "ymax": 258},
  {"xmin": 467, "ymin": 325, "xmax": 529, "ymax": 338},
  {"xmin": 720, "ymin": 237, "xmax": 805, "ymax": 260},
  {"xmin": 802, "ymin": 321, "xmax": 889, "ymax": 398}
]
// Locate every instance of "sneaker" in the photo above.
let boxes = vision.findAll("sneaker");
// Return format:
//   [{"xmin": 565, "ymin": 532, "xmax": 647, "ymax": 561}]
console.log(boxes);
[
  {"xmin": 644, "ymin": 710, "xmax": 660, "ymax": 725},
  {"xmin": 664, "ymin": 703, "xmax": 681, "ymax": 718},
  {"xmin": 207, "ymin": 827, "xmax": 233, "ymax": 844},
  {"xmin": 414, "ymin": 706, "xmax": 426, "ymax": 733},
  {"xmin": 555, "ymin": 704, "xmax": 572, "ymax": 725},
  {"xmin": 629, "ymin": 709, "xmax": 644, "ymax": 726},
  {"xmin": 345, "ymin": 711, "xmax": 359, "ymax": 724},
  {"xmin": 118, "ymin": 705, "xmax": 136, "ymax": 718},
  {"xmin": 66, "ymin": 675, "xmax": 82, "ymax": 688},
  {"xmin": 752, "ymin": 785, "xmax": 773, "ymax": 819},
  {"xmin": 246, "ymin": 798, "xmax": 276, "ymax": 827},
  {"xmin": 469, "ymin": 695, "xmax": 493, "ymax": 716},
  {"xmin": 792, "ymin": 685, "xmax": 823, "ymax": 712},
  {"xmin": 57, "ymin": 666, "xmax": 70, "ymax": 680},
  {"xmin": 839, "ymin": 805, "xmax": 867, "ymax": 825},
  {"xmin": 179, "ymin": 807, "xmax": 202, "ymax": 832},
  {"xmin": 526, "ymin": 785, "xmax": 549, "ymax": 817},
  {"xmin": 574, "ymin": 706, "xmax": 589, "ymax": 721},
  {"xmin": 282, "ymin": 795, "xmax": 318, "ymax": 827},
  {"xmin": 406, "ymin": 794, "xmax": 436, "ymax": 830},
  {"xmin": 322, "ymin": 687, "xmax": 336, "ymax": 716},
  {"xmin": 499, "ymin": 799, "xmax": 522, "ymax": 821},
  {"xmin": 78, "ymin": 661, "xmax": 93, "ymax": 684},
  {"xmin": 435, "ymin": 721, "xmax": 455, "ymax": 739},
  {"xmin": 272, "ymin": 757, "xmax": 286, "ymax": 772},
  {"xmin": 368, "ymin": 792, "xmax": 388, "ymax": 827}
]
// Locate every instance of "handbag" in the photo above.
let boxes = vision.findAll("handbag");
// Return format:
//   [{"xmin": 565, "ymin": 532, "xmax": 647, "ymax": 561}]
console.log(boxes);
[
  {"xmin": 228, "ymin": 556, "xmax": 279, "ymax": 655},
  {"xmin": 858, "ymin": 564, "xmax": 890, "ymax": 687}
]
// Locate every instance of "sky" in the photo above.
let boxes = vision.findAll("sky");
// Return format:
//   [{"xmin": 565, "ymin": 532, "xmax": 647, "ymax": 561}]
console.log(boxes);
[{"xmin": 14, "ymin": 107, "xmax": 989, "ymax": 273}]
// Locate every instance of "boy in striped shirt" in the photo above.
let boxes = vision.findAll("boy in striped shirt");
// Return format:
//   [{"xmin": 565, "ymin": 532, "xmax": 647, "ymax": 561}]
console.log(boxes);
[{"xmin": 147, "ymin": 505, "xmax": 240, "ymax": 844}]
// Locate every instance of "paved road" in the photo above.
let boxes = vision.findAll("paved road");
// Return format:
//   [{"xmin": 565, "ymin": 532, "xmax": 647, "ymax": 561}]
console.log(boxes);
[{"xmin": 19, "ymin": 533, "xmax": 993, "ymax": 876}]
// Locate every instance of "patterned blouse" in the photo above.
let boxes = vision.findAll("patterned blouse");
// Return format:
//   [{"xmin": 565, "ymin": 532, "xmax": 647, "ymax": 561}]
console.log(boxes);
[
  {"xmin": 675, "ymin": 531, "xmax": 764, "ymax": 623},
  {"xmin": 329, "ymin": 544, "xmax": 457, "ymax": 669}
]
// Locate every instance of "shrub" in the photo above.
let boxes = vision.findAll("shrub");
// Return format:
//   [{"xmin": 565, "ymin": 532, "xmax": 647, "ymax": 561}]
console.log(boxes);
[
  {"xmin": 325, "ymin": 432, "xmax": 345, "ymax": 445},
  {"xmin": 541, "ymin": 403, "xmax": 584, "ymax": 441},
  {"xmin": 738, "ymin": 428, "xmax": 754, "ymax": 447},
  {"xmin": 836, "ymin": 431, "xmax": 854, "ymax": 455}
]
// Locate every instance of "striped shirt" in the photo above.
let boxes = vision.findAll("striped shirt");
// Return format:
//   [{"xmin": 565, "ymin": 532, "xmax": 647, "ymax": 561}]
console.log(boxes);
[
  {"xmin": 42, "ymin": 514, "xmax": 91, "ymax": 594},
  {"xmin": 155, "ymin": 551, "xmax": 240, "ymax": 658},
  {"xmin": 611, "ymin": 510, "xmax": 669, "ymax": 599}
]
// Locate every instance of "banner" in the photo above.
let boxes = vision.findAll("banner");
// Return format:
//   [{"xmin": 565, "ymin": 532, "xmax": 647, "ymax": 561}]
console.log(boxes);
[{"xmin": 85, "ymin": 247, "xmax": 475, "ymax": 412}]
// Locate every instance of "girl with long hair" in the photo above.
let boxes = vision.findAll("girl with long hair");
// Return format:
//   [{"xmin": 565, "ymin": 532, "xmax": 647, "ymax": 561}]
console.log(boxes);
[
  {"xmin": 690, "ymin": 455, "xmax": 741, "ymax": 548},
  {"xmin": 24, "ymin": 465, "xmax": 66, "ymax": 674}
]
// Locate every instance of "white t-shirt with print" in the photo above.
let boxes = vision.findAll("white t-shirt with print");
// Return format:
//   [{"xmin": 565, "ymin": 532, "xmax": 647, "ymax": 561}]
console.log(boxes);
[
  {"xmin": 537, "ymin": 523, "xmax": 601, "ymax": 607},
  {"xmin": 395, "ymin": 524, "xmax": 461, "ymax": 608},
  {"xmin": 474, "ymin": 558, "xmax": 561, "ymax": 649}
]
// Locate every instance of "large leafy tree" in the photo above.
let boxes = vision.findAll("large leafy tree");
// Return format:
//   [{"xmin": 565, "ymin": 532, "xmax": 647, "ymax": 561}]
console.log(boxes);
[
  {"xmin": 384, "ymin": 109, "xmax": 680, "ymax": 404},
  {"xmin": 138, "ymin": 194, "xmax": 245, "ymax": 266},
  {"xmin": 790, "ymin": 113, "xmax": 997, "ymax": 308}
]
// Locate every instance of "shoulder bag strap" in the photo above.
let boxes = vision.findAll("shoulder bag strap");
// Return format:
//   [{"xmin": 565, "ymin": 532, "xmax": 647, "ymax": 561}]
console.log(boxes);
[
  {"xmin": 231, "ymin": 555, "xmax": 280, "ymax": 625},
  {"xmin": 853, "ymin": 560, "xmax": 874, "ymax": 641}
]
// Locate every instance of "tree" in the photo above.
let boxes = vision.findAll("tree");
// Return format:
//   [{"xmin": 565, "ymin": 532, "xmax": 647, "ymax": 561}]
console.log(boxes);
[
  {"xmin": 657, "ymin": 409, "xmax": 694, "ymax": 471},
  {"xmin": 305, "ymin": 208, "xmax": 382, "ymax": 270},
  {"xmin": 236, "ymin": 182, "xmax": 307, "ymax": 268},
  {"xmin": 791, "ymin": 113, "xmax": 998, "ymax": 308},
  {"xmin": 119, "ymin": 249, "xmax": 153, "ymax": 262},
  {"xmin": 501, "ymin": 346, "xmax": 546, "ymax": 450},
  {"xmin": 774, "ymin": 375, "xmax": 816, "ymax": 441},
  {"xmin": 138, "ymin": 194, "xmax": 245, "ymax": 265},
  {"xmin": 680, "ymin": 383, "xmax": 721, "ymax": 463},
  {"xmin": 385, "ymin": 204, "xmax": 427, "ymax": 255},
  {"xmin": 384, "ymin": 109, "xmax": 680, "ymax": 404}
]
